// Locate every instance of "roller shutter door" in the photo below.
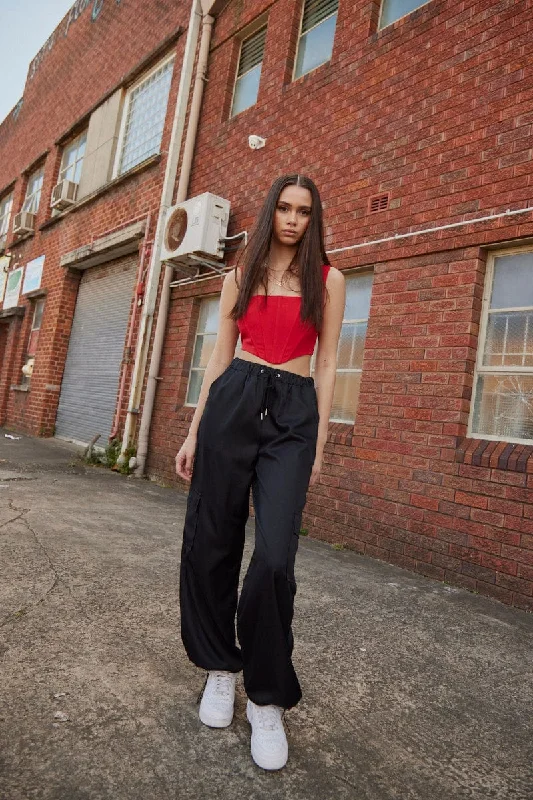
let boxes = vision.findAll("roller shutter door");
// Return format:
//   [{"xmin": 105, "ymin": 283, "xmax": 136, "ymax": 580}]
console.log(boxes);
[{"xmin": 55, "ymin": 257, "xmax": 136, "ymax": 445}]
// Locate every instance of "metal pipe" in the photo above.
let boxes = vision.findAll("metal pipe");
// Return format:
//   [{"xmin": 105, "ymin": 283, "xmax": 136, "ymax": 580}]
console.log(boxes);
[
  {"xmin": 110, "ymin": 213, "xmax": 152, "ymax": 441},
  {"xmin": 119, "ymin": 0, "xmax": 202, "ymax": 463},
  {"xmin": 327, "ymin": 205, "xmax": 533, "ymax": 255},
  {"xmin": 134, "ymin": 9, "xmax": 215, "ymax": 476}
]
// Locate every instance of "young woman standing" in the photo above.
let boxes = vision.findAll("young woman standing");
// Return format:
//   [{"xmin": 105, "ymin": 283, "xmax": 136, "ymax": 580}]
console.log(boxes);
[{"xmin": 175, "ymin": 174, "xmax": 345, "ymax": 770}]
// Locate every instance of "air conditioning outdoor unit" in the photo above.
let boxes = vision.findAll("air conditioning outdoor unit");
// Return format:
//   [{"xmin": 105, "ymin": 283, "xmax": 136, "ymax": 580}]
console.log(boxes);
[
  {"xmin": 160, "ymin": 193, "xmax": 230, "ymax": 273},
  {"xmin": 51, "ymin": 179, "xmax": 78, "ymax": 210},
  {"xmin": 13, "ymin": 211, "xmax": 35, "ymax": 235}
]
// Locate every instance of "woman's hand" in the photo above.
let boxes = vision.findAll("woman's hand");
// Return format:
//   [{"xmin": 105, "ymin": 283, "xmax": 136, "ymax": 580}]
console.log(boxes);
[
  {"xmin": 175, "ymin": 434, "xmax": 197, "ymax": 481},
  {"xmin": 309, "ymin": 451, "xmax": 323, "ymax": 486}
]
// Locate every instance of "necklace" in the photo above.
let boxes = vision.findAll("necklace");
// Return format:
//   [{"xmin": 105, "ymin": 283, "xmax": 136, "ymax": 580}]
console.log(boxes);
[{"xmin": 266, "ymin": 265, "xmax": 300, "ymax": 293}]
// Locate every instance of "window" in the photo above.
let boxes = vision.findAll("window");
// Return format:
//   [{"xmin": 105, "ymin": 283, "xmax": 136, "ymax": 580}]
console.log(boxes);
[
  {"xmin": 312, "ymin": 271, "xmax": 373, "ymax": 423},
  {"xmin": 59, "ymin": 130, "xmax": 87, "ymax": 184},
  {"xmin": 21, "ymin": 298, "xmax": 45, "ymax": 386},
  {"xmin": 116, "ymin": 56, "xmax": 174, "ymax": 176},
  {"xmin": 0, "ymin": 192, "xmax": 13, "ymax": 246},
  {"xmin": 294, "ymin": 0, "xmax": 338, "ymax": 80},
  {"xmin": 231, "ymin": 26, "xmax": 267, "ymax": 116},
  {"xmin": 470, "ymin": 249, "xmax": 533, "ymax": 444},
  {"xmin": 22, "ymin": 167, "xmax": 44, "ymax": 214},
  {"xmin": 186, "ymin": 295, "xmax": 243, "ymax": 405},
  {"xmin": 379, "ymin": 0, "xmax": 431, "ymax": 29}
]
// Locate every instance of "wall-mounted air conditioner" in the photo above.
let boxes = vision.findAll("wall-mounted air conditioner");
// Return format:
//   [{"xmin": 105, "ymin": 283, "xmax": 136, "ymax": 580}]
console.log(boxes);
[
  {"xmin": 13, "ymin": 211, "xmax": 35, "ymax": 235},
  {"xmin": 51, "ymin": 179, "xmax": 78, "ymax": 210},
  {"xmin": 160, "ymin": 193, "xmax": 230, "ymax": 270}
]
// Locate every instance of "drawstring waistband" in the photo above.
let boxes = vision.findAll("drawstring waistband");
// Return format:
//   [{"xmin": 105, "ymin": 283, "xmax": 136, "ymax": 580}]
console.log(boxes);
[
  {"xmin": 228, "ymin": 358, "xmax": 315, "ymax": 421},
  {"xmin": 259, "ymin": 369, "xmax": 279, "ymax": 420}
]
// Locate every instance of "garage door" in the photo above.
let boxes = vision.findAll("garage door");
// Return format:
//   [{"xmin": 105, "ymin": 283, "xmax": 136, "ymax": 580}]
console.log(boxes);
[{"xmin": 55, "ymin": 256, "xmax": 136, "ymax": 445}]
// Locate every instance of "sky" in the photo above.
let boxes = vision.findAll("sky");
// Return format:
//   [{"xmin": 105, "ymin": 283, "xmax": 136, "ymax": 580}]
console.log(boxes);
[{"xmin": 0, "ymin": 0, "xmax": 75, "ymax": 122}]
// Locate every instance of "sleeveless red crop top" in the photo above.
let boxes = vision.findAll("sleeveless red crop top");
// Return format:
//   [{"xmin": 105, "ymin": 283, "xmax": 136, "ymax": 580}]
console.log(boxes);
[{"xmin": 236, "ymin": 264, "xmax": 331, "ymax": 365}]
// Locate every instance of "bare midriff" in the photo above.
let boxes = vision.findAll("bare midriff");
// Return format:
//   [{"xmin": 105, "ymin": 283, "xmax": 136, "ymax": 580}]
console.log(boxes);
[{"xmin": 237, "ymin": 349, "xmax": 312, "ymax": 378}]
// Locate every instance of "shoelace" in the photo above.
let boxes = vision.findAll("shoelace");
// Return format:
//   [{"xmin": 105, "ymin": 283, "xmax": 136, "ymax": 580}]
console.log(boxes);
[
  {"xmin": 255, "ymin": 704, "xmax": 283, "ymax": 732},
  {"xmin": 211, "ymin": 671, "xmax": 234, "ymax": 697}
]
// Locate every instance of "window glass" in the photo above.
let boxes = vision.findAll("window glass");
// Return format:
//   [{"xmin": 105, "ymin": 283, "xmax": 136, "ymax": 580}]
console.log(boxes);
[
  {"xmin": 22, "ymin": 168, "xmax": 44, "ymax": 214},
  {"xmin": 0, "ymin": 193, "xmax": 13, "ymax": 241},
  {"xmin": 60, "ymin": 131, "xmax": 87, "ymax": 184},
  {"xmin": 471, "ymin": 251, "xmax": 533, "ymax": 444},
  {"xmin": 311, "ymin": 270, "xmax": 373, "ymax": 423},
  {"xmin": 294, "ymin": 0, "xmax": 338, "ymax": 80},
  {"xmin": 379, "ymin": 0, "xmax": 431, "ymax": 29},
  {"xmin": 118, "ymin": 58, "xmax": 174, "ymax": 175},
  {"xmin": 186, "ymin": 295, "xmax": 243, "ymax": 405},
  {"xmin": 232, "ymin": 27, "xmax": 267, "ymax": 116}
]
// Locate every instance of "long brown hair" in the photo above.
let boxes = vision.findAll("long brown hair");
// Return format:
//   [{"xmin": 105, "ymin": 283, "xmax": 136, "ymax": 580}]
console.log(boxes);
[{"xmin": 230, "ymin": 174, "xmax": 330, "ymax": 330}]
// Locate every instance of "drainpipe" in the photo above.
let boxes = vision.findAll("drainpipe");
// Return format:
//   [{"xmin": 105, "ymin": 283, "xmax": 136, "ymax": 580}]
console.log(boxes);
[
  {"xmin": 119, "ymin": 0, "xmax": 203, "ymax": 466},
  {"xmin": 132, "ymin": 8, "xmax": 215, "ymax": 477}
]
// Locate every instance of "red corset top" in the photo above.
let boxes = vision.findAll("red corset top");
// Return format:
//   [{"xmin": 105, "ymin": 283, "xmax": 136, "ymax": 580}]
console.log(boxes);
[{"xmin": 236, "ymin": 264, "xmax": 331, "ymax": 365}]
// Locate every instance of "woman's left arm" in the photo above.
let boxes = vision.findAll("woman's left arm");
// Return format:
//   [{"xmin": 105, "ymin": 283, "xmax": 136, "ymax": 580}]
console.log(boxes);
[{"xmin": 310, "ymin": 266, "xmax": 346, "ymax": 486}]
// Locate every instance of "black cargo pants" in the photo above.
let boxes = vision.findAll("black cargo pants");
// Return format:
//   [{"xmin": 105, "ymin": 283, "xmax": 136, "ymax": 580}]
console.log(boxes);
[{"xmin": 179, "ymin": 357, "xmax": 319, "ymax": 709}]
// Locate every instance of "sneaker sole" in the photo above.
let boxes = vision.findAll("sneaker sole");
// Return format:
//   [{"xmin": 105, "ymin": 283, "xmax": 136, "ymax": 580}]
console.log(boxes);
[
  {"xmin": 246, "ymin": 703, "xmax": 288, "ymax": 771},
  {"xmin": 199, "ymin": 706, "xmax": 234, "ymax": 728}
]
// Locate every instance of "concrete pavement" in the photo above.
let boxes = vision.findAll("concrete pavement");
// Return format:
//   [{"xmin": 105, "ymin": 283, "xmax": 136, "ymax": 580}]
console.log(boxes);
[{"xmin": 0, "ymin": 430, "xmax": 531, "ymax": 800}]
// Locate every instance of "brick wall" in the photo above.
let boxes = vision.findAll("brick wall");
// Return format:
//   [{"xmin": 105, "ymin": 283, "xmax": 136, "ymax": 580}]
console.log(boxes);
[
  {"xmin": 148, "ymin": 0, "xmax": 533, "ymax": 611},
  {"xmin": 0, "ymin": 0, "xmax": 190, "ymax": 436}
]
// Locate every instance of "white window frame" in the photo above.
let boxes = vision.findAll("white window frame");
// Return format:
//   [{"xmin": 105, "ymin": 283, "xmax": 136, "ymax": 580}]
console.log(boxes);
[
  {"xmin": 22, "ymin": 167, "xmax": 44, "ymax": 214},
  {"xmin": 185, "ymin": 293, "xmax": 245, "ymax": 406},
  {"xmin": 311, "ymin": 269, "xmax": 373, "ymax": 424},
  {"xmin": 378, "ymin": 0, "xmax": 432, "ymax": 30},
  {"xmin": 113, "ymin": 53, "xmax": 175, "ymax": 179},
  {"xmin": 293, "ymin": 0, "xmax": 339, "ymax": 82},
  {"xmin": 230, "ymin": 24, "xmax": 267, "ymax": 117},
  {"xmin": 58, "ymin": 130, "xmax": 87, "ymax": 185},
  {"xmin": 0, "ymin": 192, "xmax": 13, "ymax": 244},
  {"xmin": 468, "ymin": 245, "xmax": 533, "ymax": 445},
  {"xmin": 185, "ymin": 295, "xmax": 221, "ymax": 407}
]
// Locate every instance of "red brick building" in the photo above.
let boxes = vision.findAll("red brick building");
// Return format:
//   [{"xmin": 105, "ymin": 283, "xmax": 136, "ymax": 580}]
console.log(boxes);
[
  {"xmin": 1, "ymin": 0, "xmax": 533, "ymax": 611},
  {"xmin": 0, "ymin": 0, "xmax": 191, "ymax": 440}
]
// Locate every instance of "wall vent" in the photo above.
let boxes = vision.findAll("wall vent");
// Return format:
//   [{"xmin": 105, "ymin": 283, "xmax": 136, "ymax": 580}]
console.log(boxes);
[{"xmin": 369, "ymin": 193, "xmax": 390, "ymax": 213}]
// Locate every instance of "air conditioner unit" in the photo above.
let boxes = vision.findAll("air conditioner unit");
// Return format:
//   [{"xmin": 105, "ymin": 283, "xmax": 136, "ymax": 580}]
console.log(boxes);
[
  {"xmin": 13, "ymin": 211, "xmax": 35, "ymax": 235},
  {"xmin": 161, "ymin": 193, "xmax": 230, "ymax": 270},
  {"xmin": 51, "ymin": 179, "xmax": 78, "ymax": 210}
]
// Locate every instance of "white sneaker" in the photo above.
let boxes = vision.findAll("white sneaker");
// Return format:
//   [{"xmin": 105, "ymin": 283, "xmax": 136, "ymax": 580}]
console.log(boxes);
[
  {"xmin": 246, "ymin": 700, "xmax": 288, "ymax": 770},
  {"xmin": 199, "ymin": 671, "xmax": 237, "ymax": 728}
]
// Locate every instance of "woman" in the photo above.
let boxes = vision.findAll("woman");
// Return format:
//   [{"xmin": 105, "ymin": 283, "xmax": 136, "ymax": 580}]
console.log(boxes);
[{"xmin": 175, "ymin": 174, "xmax": 345, "ymax": 771}]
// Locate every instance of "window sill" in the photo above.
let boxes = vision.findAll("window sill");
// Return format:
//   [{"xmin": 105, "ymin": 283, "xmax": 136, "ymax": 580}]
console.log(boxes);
[
  {"xmin": 456, "ymin": 437, "xmax": 533, "ymax": 473},
  {"xmin": 8, "ymin": 230, "xmax": 34, "ymax": 248},
  {"xmin": 24, "ymin": 288, "xmax": 48, "ymax": 300},
  {"xmin": 0, "ymin": 305, "xmax": 25, "ymax": 319},
  {"xmin": 11, "ymin": 384, "xmax": 30, "ymax": 393}
]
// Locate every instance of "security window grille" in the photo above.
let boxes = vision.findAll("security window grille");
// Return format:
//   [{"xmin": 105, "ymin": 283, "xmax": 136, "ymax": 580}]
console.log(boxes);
[
  {"xmin": 379, "ymin": 0, "xmax": 431, "ymax": 29},
  {"xmin": 22, "ymin": 167, "xmax": 44, "ymax": 214},
  {"xmin": 470, "ymin": 250, "xmax": 533, "ymax": 445},
  {"xmin": 186, "ymin": 296, "xmax": 243, "ymax": 405},
  {"xmin": 59, "ymin": 130, "xmax": 87, "ymax": 184},
  {"xmin": 294, "ymin": 0, "xmax": 338, "ymax": 80},
  {"xmin": 311, "ymin": 271, "xmax": 373, "ymax": 423},
  {"xmin": 0, "ymin": 192, "xmax": 13, "ymax": 243},
  {"xmin": 231, "ymin": 27, "xmax": 267, "ymax": 116},
  {"xmin": 117, "ymin": 57, "xmax": 174, "ymax": 176}
]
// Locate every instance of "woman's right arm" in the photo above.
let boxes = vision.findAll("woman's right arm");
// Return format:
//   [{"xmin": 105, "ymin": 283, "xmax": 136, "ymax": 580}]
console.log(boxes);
[{"xmin": 175, "ymin": 268, "xmax": 240, "ymax": 480}]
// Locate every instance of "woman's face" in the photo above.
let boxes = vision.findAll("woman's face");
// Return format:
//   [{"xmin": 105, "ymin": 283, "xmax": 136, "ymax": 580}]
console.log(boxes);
[{"xmin": 272, "ymin": 185, "xmax": 313, "ymax": 247}]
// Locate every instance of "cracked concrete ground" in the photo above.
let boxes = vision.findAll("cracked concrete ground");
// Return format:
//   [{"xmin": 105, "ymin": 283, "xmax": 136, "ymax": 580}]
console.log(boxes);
[{"xmin": 0, "ymin": 430, "xmax": 532, "ymax": 800}]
